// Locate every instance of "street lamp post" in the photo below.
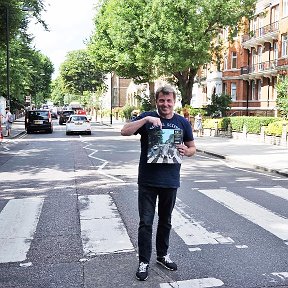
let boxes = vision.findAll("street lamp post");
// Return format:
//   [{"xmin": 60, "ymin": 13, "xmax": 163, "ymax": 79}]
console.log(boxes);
[{"xmin": 5, "ymin": 6, "xmax": 10, "ymax": 108}]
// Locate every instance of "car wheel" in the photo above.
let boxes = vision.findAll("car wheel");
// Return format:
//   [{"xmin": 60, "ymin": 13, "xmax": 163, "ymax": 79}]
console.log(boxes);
[
  {"xmin": 48, "ymin": 128, "xmax": 53, "ymax": 133},
  {"xmin": 26, "ymin": 129, "xmax": 31, "ymax": 134}
]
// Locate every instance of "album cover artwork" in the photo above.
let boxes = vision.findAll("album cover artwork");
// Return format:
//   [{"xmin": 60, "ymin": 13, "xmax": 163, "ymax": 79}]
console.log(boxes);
[{"xmin": 147, "ymin": 129, "xmax": 183, "ymax": 164}]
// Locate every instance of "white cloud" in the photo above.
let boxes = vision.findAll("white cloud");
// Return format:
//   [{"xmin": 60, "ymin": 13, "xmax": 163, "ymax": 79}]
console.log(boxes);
[{"xmin": 28, "ymin": 0, "xmax": 97, "ymax": 78}]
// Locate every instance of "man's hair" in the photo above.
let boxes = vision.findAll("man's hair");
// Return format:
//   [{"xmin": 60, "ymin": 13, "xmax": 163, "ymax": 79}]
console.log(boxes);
[{"xmin": 155, "ymin": 85, "xmax": 176, "ymax": 100}]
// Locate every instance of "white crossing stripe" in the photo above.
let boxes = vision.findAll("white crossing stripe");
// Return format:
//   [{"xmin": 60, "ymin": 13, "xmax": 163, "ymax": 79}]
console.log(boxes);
[
  {"xmin": 79, "ymin": 195, "xmax": 134, "ymax": 255},
  {"xmin": 0, "ymin": 197, "xmax": 44, "ymax": 263},
  {"xmin": 160, "ymin": 278, "xmax": 224, "ymax": 287},
  {"xmin": 198, "ymin": 189, "xmax": 288, "ymax": 242},
  {"xmin": 255, "ymin": 187, "xmax": 288, "ymax": 201},
  {"xmin": 172, "ymin": 198, "xmax": 234, "ymax": 246}
]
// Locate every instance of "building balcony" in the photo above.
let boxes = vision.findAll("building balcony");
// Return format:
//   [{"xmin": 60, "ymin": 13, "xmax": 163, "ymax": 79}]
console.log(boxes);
[
  {"xmin": 240, "ymin": 60, "xmax": 278, "ymax": 80},
  {"xmin": 242, "ymin": 21, "xmax": 279, "ymax": 49}
]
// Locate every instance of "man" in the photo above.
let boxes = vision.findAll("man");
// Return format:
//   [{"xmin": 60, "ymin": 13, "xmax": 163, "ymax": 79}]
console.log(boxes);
[
  {"xmin": 121, "ymin": 84, "xmax": 196, "ymax": 281},
  {"xmin": 4, "ymin": 107, "xmax": 13, "ymax": 137}
]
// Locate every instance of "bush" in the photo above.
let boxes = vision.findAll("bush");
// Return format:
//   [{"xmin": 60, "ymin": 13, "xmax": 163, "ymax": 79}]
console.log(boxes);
[
  {"xmin": 203, "ymin": 116, "xmax": 280, "ymax": 134},
  {"xmin": 121, "ymin": 105, "xmax": 138, "ymax": 120},
  {"xmin": 265, "ymin": 120, "xmax": 288, "ymax": 136},
  {"xmin": 229, "ymin": 116, "xmax": 278, "ymax": 133},
  {"xmin": 203, "ymin": 118, "xmax": 227, "ymax": 129}
]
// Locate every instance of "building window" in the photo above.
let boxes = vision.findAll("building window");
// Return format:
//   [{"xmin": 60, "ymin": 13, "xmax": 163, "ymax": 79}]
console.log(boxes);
[
  {"xmin": 223, "ymin": 83, "xmax": 227, "ymax": 94},
  {"xmin": 252, "ymin": 49, "xmax": 257, "ymax": 72},
  {"xmin": 231, "ymin": 52, "xmax": 237, "ymax": 69},
  {"xmin": 251, "ymin": 81, "xmax": 256, "ymax": 100},
  {"xmin": 224, "ymin": 55, "xmax": 228, "ymax": 70},
  {"xmin": 231, "ymin": 83, "xmax": 237, "ymax": 101},
  {"xmin": 284, "ymin": 0, "xmax": 288, "ymax": 17},
  {"xmin": 274, "ymin": 42, "xmax": 278, "ymax": 60},
  {"xmin": 282, "ymin": 34, "xmax": 288, "ymax": 57},
  {"xmin": 258, "ymin": 47, "xmax": 262, "ymax": 71},
  {"xmin": 257, "ymin": 80, "xmax": 261, "ymax": 100}
]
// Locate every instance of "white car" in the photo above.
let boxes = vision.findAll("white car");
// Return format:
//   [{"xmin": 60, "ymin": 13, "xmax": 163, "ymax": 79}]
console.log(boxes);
[{"xmin": 66, "ymin": 115, "xmax": 91, "ymax": 135}]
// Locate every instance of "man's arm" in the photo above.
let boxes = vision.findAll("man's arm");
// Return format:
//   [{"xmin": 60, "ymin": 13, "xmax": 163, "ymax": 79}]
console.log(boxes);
[
  {"xmin": 177, "ymin": 140, "xmax": 196, "ymax": 157},
  {"xmin": 121, "ymin": 116, "xmax": 162, "ymax": 136}
]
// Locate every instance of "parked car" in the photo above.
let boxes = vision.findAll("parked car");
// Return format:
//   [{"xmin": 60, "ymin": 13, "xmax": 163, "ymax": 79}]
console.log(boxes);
[
  {"xmin": 58, "ymin": 110, "xmax": 74, "ymax": 125},
  {"xmin": 66, "ymin": 115, "xmax": 91, "ymax": 135},
  {"xmin": 25, "ymin": 109, "xmax": 53, "ymax": 134}
]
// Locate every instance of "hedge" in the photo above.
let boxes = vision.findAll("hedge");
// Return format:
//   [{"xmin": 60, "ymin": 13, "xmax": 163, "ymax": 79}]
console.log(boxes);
[{"xmin": 203, "ymin": 116, "xmax": 282, "ymax": 134}]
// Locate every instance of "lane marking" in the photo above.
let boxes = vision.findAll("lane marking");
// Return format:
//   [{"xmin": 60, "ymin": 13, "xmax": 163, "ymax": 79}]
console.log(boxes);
[
  {"xmin": 194, "ymin": 180, "xmax": 218, "ymax": 183},
  {"xmin": 160, "ymin": 278, "xmax": 224, "ymax": 287},
  {"xmin": 172, "ymin": 198, "xmax": 234, "ymax": 246},
  {"xmin": 198, "ymin": 189, "xmax": 288, "ymax": 242},
  {"xmin": 79, "ymin": 195, "xmax": 134, "ymax": 255},
  {"xmin": 0, "ymin": 197, "xmax": 44, "ymax": 263},
  {"xmin": 255, "ymin": 187, "xmax": 288, "ymax": 201},
  {"xmin": 82, "ymin": 141, "xmax": 124, "ymax": 183}
]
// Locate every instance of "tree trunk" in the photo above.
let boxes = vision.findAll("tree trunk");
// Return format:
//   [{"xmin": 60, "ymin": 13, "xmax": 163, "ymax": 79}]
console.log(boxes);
[
  {"xmin": 174, "ymin": 68, "xmax": 197, "ymax": 107},
  {"xmin": 148, "ymin": 81, "xmax": 156, "ymax": 109}
]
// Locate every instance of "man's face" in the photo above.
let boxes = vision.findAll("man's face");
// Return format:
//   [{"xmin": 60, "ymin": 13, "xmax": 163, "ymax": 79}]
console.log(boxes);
[{"xmin": 156, "ymin": 92, "xmax": 175, "ymax": 119}]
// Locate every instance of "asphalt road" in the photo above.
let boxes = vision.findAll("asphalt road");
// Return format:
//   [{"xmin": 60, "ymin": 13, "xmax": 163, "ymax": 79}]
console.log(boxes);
[{"xmin": 0, "ymin": 120, "xmax": 288, "ymax": 288}]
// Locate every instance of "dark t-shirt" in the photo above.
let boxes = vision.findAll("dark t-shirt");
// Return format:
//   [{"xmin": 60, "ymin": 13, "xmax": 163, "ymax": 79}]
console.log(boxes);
[{"xmin": 134, "ymin": 111, "xmax": 194, "ymax": 188}]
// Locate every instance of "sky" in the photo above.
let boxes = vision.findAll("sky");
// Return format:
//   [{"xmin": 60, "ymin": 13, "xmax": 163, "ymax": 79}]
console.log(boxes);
[{"xmin": 28, "ymin": 0, "xmax": 98, "ymax": 79}]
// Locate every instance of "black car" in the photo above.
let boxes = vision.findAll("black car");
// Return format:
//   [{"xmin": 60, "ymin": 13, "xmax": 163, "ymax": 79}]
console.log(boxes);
[
  {"xmin": 58, "ymin": 110, "xmax": 74, "ymax": 125},
  {"xmin": 25, "ymin": 110, "xmax": 53, "ymax": 134}
]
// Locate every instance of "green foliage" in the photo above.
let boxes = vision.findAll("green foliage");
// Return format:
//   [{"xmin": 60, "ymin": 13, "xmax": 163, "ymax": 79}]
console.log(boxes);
[
  {"xmin": 59, "ymin": 49, "xmax": 106, "ymax": 97},
  {"xmin": 229, "ymin": 116, "xmax": 279, "ymax": 133},
  {"xmin": 0, "ymin": 0, "xmax": 52, "ymax": 110},
  {"xmin": 205, "ymin": 93, "xmax": 232, "ymax": 117},
  {"xmin": 183, "ymin": 105, "xmax": 205, "ymax": 116},
  {"xmin": 121, "ymin": 105, "xmax": 137, "ymax": 120},
  {"xmin": 203, "ymin": 116, "xmax": 280, "ymax": 134},
  {"xmin": 276, "ymin": 76, "xmax": 288, "ymax": 119},
  {"xmin": 265, "ymin": 120, "xmax": 288, "ymax": 136},
  {"xmin": 135, "ymin": 92, "xmax": 154, "ymax": 112},
  {"xmin": 89, "ymin": 0, "xmax": 257, "ymax": 107},
  {"xmin": 203, "ymin": 118, "xmax": 227, "ymax": 129}
]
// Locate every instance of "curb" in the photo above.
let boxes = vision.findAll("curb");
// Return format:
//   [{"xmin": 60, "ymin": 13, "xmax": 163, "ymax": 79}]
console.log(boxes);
[{"xmin": 197, "ymin": 148, "xmax": 288, "ymax": 178}]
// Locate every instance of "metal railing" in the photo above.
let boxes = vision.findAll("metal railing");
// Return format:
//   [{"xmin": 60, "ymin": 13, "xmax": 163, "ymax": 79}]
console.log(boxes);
[
  {"xmin": 242, "ymin": 21, "xmax": 279, "ymax": 43},
  {"xmin": 240, "ymin": 60, "xmax": 278, "ymax": 74}
]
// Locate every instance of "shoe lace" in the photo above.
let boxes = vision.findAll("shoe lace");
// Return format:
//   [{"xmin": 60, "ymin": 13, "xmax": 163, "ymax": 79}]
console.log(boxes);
[
  {"xmin": 163, "ymin": 254, "xmax": 173, "ymax": 263},
  {"xmin": 139, "ymin": 262, "xmax": 148, "ymax": 272}
]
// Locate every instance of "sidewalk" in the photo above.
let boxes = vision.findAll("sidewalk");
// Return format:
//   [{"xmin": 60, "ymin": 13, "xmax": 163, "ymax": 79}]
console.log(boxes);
[{"xmin": 1, "ymin": 118, "xmax": 288, "ymax": 177}]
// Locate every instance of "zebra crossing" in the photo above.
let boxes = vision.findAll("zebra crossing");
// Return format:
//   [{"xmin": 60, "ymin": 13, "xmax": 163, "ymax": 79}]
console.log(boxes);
[{"xmin": 1, "ymin": 185, "xmax": 288, "ymax": 287}]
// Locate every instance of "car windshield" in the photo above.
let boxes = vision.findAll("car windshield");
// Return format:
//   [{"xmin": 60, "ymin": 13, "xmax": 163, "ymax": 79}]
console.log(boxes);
[
  {"xmin": 70, "ymin": 116, "xmax": 86, "ymax": 121},
  {"xmin": 28, "ymin": 111, "xmax": 49, "ymax": 120}
]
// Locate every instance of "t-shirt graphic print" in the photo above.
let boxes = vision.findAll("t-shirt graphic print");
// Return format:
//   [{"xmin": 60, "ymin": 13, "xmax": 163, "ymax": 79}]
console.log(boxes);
[{"xmin": 147, "ymin": 128, "xmax": 183, "ymax": 164}]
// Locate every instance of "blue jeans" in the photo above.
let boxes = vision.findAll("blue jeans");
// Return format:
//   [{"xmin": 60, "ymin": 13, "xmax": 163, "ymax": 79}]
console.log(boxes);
[{"xmin": 138, "ymin": 185, "xmax": 177, "ymax": 263}]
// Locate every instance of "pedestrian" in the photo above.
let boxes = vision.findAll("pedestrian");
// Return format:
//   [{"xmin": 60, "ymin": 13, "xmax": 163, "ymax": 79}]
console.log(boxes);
[
  {"xmin": 121, "ymin": 84, "xmax": 196, "ymax": 281},
  {"xmin": 4, "ymin": 107, "xmax": 13, "ymax": 137},
  {"xmin": 194, "ymin": 113, "xmax": 203, "ymax": 137}
]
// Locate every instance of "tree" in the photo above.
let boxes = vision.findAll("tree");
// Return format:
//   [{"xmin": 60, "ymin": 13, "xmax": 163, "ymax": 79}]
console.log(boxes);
[
  {"xmin": 59, "ymin": 49, "xmax": 107, "ymax": 104},
  {"xmin": 276, "ymin": 76, "xmax": 288, "ymax": 119},
  {"xmin": 205, "ymin": 93, "xmax": 232, "ymax": 117},
  {"xmin": 0, "ymin": 0, "xmax": 52, "ymax": 109},
  {"xmin": 89, "ymin": 0, "xmax": 256, "ymax": 107}
]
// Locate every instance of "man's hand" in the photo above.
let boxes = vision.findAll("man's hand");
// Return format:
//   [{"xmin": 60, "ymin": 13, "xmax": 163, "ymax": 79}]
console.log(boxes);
[
  {"xmin": 146, "ymin": 116, "xmax": 162, "ymax": 129},
  {"xmin": 121, "ymin": 116, "xmax": 162, "ymax": 136},
  {"xmin": 176, "ymin": 141, "xmax": 196, "ymax": 157}
]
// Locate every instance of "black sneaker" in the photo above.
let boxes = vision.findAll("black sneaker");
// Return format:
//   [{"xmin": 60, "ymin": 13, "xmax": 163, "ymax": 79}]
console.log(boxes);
[
  {"xmin": 136, "ymin": 262, "xmax": 149, "ymax": 281},
  {"xmin": 156, "ymin": 254, "xmax": 177, "ymax": 271}
]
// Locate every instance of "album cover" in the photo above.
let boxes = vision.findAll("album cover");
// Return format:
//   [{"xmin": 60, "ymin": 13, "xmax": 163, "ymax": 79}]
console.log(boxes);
[{"xmin": 147, "ymin": 128, "xmax": 183, "ymax": 164}]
